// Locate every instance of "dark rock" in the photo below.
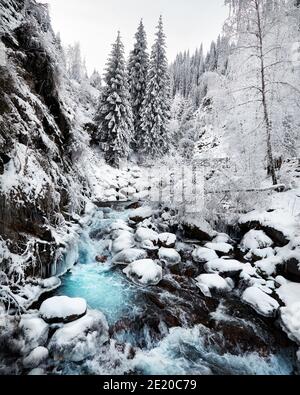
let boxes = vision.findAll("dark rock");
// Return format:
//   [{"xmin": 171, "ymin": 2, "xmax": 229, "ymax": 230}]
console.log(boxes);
[
  {"xmin": 239, "ymin": 220, "xmax": 289, "ymax": 247},
  {"xmin": 284, "ymin": 258, "xmax": 300, "ymax": 283}
]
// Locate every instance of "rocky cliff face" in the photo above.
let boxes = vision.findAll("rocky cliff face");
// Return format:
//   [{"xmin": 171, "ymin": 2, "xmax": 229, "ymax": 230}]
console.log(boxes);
[{"xmin": 0, "ymin": 0, "xmax": 93, "ymax": 280}]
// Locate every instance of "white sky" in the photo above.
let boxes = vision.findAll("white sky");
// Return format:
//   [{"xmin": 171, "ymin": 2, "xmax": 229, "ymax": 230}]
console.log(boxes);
[{"xmin": 38, "ymin": 0, "xmax": 229, "ymax": 75}]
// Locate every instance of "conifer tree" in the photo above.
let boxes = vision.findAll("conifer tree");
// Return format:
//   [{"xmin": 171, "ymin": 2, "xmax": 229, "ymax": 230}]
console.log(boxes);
[
  {"xmin": 139, "ymin": 16, "xmax": 171, "ymax": 157},
  {"xmin": 95, "ymin": 32, "xmax": 133, "ymax": 167},
  {"xmin": 128, "ymin": 20, "xmax": 149, "ymax": 145}
]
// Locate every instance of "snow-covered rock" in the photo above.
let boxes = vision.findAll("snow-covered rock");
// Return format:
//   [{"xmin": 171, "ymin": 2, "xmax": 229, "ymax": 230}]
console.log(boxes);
[
  {"xmin": 19, "ymin": 316, "xmax": 49, "ymax": 353},
  {"xmin": 204, "ymin": 258, "xmax": 244, "ymax": 275},
  {"xmin": 120, "ymin": 186, "xmax": 136, "ymax": 197},
  {"xmin": 40, "ymin": 296, "xmax": 87, "ymax": 324},
  {"xmin": 277, "ymin": 282, "xmax": 300, "ymax": 343},
  {"xmin": 192, "ymin": 247, "xmax": 218, "ymax": 263},
  {"xmin": 48, "ymin": 310, "xmax": 109, "ymax": 362},
  {"xmin": 28, "ymin": 368, "xmax": 45, "ymax": 376},
  {"xmin": 205, "ymin": 242, "xmax": 234, "ymax": 255},
  {"xmin": 112, "ymin": 232, "xmax": 135, "ymax": 253},
  {"xmin": 181, "ymin": 215, "xmax": 216, "ymax": 241},
  {"xmin": 195, "ymin": 274, "xmax": 234, "ymax": 297},
  {"xmin": 158, "ymin": 247, "xmax": 181, "ymax": 266},
  {"xmin": 112, "ymin": 248, "xmax": 148, "ymax": 265},
  {"xmin": 244, "ymin": 247, "xmax": 275, "ymax": 261},
  {"xmin": 242, "ymin": 287, "xmax": 279, "ymax": 317},
  {"xmin": 108, "ymin": 220, "xmax": 133, "ymax": 233},
  {"xmin": 239, "ymin": 209, "xmax": 299, "ymax": 246},
  {"xmin": 133, "ymin": 190, "xmax": 149, "ymax": 200},
  {"xmin": 40, "ymin": 277, "xmax": 61, "ymax": 289},
  {"xmin": 212, "ymin": 233, "xmax": 233, "ymax": 244},
  {"xmin": 135, "ymin": 227, "xmax": 159, "ymax": 244},
  {"xmin": 158, "ymin": 233, "xmax": 177, "ymax": 248},
  {"xmin": 240, "ymin": 230, "xmax": 273, "ymax": 252},
  {"xmin": 123, "ymin": 259, "xmax": 162, "ymax": 286},
  {"xmin": 129, "ymin": 207, "xmax": 153, "ymax": 223},
  {"xmin": 140, "ymin": 240, "xmax": 159, "ymax": 251},
  {"xmin": 254, "ymin": 256, "xmax": 284, "ymax": 276},
  {"xmin": 23, "ymin": 346, "xmax": 49, "ymax": 369}
]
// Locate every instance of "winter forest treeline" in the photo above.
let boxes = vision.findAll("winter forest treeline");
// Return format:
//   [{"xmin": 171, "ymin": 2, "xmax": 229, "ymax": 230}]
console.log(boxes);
[{"xmin": 61, "ymin": 0, "xmax": 300, "ymax": 187}]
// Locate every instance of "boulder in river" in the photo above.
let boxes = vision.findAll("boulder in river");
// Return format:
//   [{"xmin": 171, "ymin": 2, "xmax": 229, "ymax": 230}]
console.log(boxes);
[
  {"xmin": 181, "ymin": 215, "xmax": 216, "ymax": 241},
  {"xmin": 195, "ymin": 273, "xmax": 234, "ymax": 297},
  {"xmin": 192, "ymin": 247, "xmax": 218, "ymax": 263},
  {"xmin": 23, "ymin": 346, "xmax": 49, "ymax": 369},
  {"xmin": 123, "ymin": 259, "xmax": 162, "ymax": 286},
  {"xmin": 158, "ymin": 247, "xmax": 181, "ymax": 266},
  {"xmin": 112, "ymin": 248, "xmax": 148, "ymax": 265},
  {"xmin": 40, "ymin": 296, "xmax": 87, "ymax": 324},
  {"xmin": 204, "ymin": 258, "xmax": 244, "ymax": 276},
  {"xmin": 129, "ymin": 206, "xmax": 153, "ymax": 224},
  {"xmin": 242, "ymin": 286, "xmax": 279, "ymax": 318},
  {"xmin": 158, "ymin": 233, "xmax": 177, "ymax": 248},
  {"xmin": 48, "ymin": 310, "xmax": 109, "ymax": 362},
  {"xmin": 19, "ymin": 316, "xmax": 49, "ymax": 354}
]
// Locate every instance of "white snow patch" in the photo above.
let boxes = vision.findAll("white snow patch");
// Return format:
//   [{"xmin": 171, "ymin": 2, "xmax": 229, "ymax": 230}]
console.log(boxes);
[
  {"xmin": 23, "ymin": 346, "xmax": 49, "ymax": 369},
  {"xmin": 205, "ymin": 242, "xmax": 234, "ymax": 254},
  {"xmin": 240, "ymin": 230, "xmax": 273, "ymax": 252},
  {"xmin": 112, "ymin": 248, "xmax": 148, "ymax": 265},
  {"xmin": 158, "ymin": 248, "xmax": 181, "ymax": 265}
]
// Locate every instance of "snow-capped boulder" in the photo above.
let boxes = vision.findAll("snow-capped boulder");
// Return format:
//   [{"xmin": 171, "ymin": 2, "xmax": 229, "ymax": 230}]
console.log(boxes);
[
  {"xmin": 135, "ymin": 227, "xmax": 159, "ymax": 244},
  {"xmin": 158, "ymin": 247, "xmax": 181, "ymax": 266},
  {"xmin": 195, "ymin": 274, "xmax": 234, "ymax": 297},
  {"xmin": 276, "ymin": 282, "xmax": 300, "ymax": 344},
  {"xmin": 104, "ymin": 188, "xmax": 118, "ymax": 198},
  {"xmin": 123, "ymin": 259, "xmax": 162, "ymax": 286},
  {"xmin": 239, "ymin": 209, "xmax": 297, "ymax": 247},
  {"xmin": 23, "ymin": 346, "xmax": 49, "ymax": 369},
  {"xmin": 244, "ymin": 247, "xmax": 275, "ymax": 261},
  {"xmin": 242, "ymin": 287, "xmax": 279, "ymax": 317},
  {"xmin": 129, "ymin": 207, "xmax": 153, "ymax": 223},
  {"xmin": 212, "ymin": 233, "xmax": 234, "ymax": 244},
  {"xmin": 48, "ymin": 310, "xmax": 109, "ymax": 362},
  {"xmin": 40, "ymin": 277, "xmax": 61, "ymax": 289},
  {"xmin": 28, "ymin": 368, "xmax": 45, "ymax": 376},
  {"xmin": 204, "ymin": 258, "xmax": 244, "ymax": 275},
  {"xmin": 192, "ymin": 247, "xmax": 218, "ymax": 263},
  {"xmin": 158, "ymin": 233, "xmax": 177, "ymax": 248},
  {"xmin": 112, "ymin": 248, "xmax": 148, "ymax": 265},
  {"xmin": 205, "ymin": 242, "xmax": 234, "ymax": 255},
  {"xmin": 181, "ymin": 215, "xmax": 216, "ymax": 241},
  {"xmin": 140, "ymin": 240, "xmax": 159, "ymax": 251},
  {"xmin": 19, "ymin": 316, "xmax": 49, "ymax": 353},
  {"xmin": 254, "ymin": 256, "xmax": 284, "ymax": 276},
  {"xmin": 40, "ymin": 296, "xmax": 87, "ymax": 324},
  {"xmin": 108, "ymin": 220, "xmax": 133, "ymax": 233},
  {"xmin": 240, "ymin": 230, "xmax": 273, "ymax": 252},
  {"xmin": 112, "ymin": 232, "xmax": 135, "ymax": 253}
]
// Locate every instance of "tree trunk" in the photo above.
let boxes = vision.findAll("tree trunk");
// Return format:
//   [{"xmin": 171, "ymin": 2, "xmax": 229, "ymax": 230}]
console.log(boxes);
[{"xmin": 255, "ymin": 0, "xmax": 278, "ymax": 185}]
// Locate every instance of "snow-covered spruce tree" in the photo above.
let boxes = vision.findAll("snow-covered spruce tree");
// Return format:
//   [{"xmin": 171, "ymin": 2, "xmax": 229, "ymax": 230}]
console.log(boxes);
[
  {"xmin": 95, "ymin": 32, "xmax": 133, "ymax": 167},
  {"xmin": 128, "ymin": 20, "xmax": 149, "ymax": 146},
  {"xmin": 139, "ymin": 16, "xmax": 171, "ymax": 157}
]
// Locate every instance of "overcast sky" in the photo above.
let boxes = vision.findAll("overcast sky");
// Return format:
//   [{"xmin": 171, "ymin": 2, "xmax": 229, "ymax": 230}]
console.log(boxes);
[{"xmin": 38, "ymin": 0, "xmax": 229, "ymax": 75}]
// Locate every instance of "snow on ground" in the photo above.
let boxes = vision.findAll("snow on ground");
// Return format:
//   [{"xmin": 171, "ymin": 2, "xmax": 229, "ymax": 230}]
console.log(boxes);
[
  {"xmin": 39, "ymin": 296, "xmax": 87, "ymax": 323},
  {"xmin": 123, "ymin": 259, "xmax": 162, "ymax": 286},
  {"xmin": 204, "ymin": 258, "xmax": 244, "ymax": 274},
  {"xmin": 242, "ymin": 287, "xmax": 279, "ymax": 317},
  {"xmin": 195, "ymin": 273, "xmax": 234, "ymax": 297},
  {"xmin": 192, "ymin": 247, "xmax": 218, "ymax": 263}
]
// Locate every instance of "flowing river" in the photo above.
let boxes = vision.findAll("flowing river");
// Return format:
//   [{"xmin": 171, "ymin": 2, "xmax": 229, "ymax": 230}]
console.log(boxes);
[{"xmin": 51, "ymin": 206, "xmax": 296, "ymax": 375}]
